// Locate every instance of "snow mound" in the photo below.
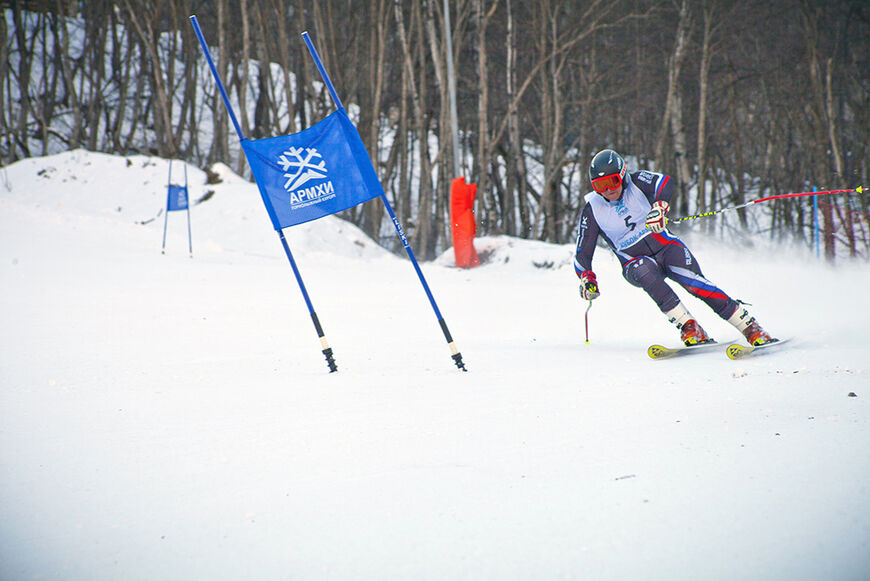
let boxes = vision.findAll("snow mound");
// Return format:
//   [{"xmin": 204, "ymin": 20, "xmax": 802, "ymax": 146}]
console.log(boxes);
[
  {"xmin": 435, "ymin": 235, "xmax": 574, "ymax": 272},
  {"xmin": 2, "ymin": 148, "xmax": 391, "ymax": 262}
]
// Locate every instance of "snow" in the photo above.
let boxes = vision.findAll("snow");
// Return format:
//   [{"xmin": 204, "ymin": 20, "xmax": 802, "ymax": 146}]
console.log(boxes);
[{"xmin": 1, "ymin": 150, "xmax": 868, "ymax": 580}]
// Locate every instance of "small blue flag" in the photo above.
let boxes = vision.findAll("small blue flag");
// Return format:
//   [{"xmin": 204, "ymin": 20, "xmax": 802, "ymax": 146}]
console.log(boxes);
[
  {"xmin": 241, "ymin": 109, "xmax": 384, "ymax": 230},
  {"xmin": 167, "ymin": 185, "xmax": 189, "ymax": 211}
]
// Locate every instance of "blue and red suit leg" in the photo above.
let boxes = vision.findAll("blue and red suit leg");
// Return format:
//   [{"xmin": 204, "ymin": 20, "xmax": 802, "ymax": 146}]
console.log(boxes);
[{"xmin": 649, "ymin": 232, "xmax": 738, "ymax": 318}]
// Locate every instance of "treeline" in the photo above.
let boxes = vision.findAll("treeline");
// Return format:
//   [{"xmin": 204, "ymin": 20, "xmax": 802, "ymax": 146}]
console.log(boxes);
[{"xmin": 2, "ymin": 0, "xmax": 868, "ymax": 259}]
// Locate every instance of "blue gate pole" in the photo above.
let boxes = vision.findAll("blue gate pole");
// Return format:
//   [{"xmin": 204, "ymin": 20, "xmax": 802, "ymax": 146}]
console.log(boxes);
[
  {"xmin": 185, "ymin": 163, "xmax": 193, "ymax": 257},
  {"xmin": 302, "ymin": 32, "xmax": 467, "ymax": 371},
  {"xmin": 190, "ymin": 16, "xmax": 337, "ymax": 372},
  {"xmin": 162, "ymin": 161, "xmax": 172, "ymax": 254}
]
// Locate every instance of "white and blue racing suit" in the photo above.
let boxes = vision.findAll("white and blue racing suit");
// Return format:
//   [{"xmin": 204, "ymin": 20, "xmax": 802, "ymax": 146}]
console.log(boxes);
[{"xmin": 574, "ymin": 170, "xmax": 740, "ymax": 319}]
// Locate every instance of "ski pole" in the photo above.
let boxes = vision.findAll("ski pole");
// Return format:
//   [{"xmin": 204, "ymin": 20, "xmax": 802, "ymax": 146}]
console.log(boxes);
[
  {"xmin": 584, "ymin": 300, "xmax": 592, "ymax": 345},
  {"xmin": 671, "ymin": 186, "xmax": 865, "ymax": 224}
]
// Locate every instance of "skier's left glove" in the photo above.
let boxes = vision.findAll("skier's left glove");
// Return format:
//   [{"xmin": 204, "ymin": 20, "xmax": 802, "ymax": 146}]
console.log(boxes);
[
  {"xmin": 579, "ymin": 270, "xmax": 600, "ymax": 301},
  {"xmin": 645, "ymin": 200, "xmax": 670, "ymax": 233}
]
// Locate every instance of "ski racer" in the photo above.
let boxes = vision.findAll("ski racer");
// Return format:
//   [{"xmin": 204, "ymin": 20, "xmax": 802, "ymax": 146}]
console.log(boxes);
[{"xmin": 574, "ymin": 148, "xmax": 775, "ymax": 347}]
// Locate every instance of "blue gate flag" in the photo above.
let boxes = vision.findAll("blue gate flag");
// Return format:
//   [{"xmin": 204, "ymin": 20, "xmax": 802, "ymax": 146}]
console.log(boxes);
[
  {"xmin": 167, "ymin": 185, "xmax": 189, "ymax": 211},
  {"xmin": 162, "ymin": 160, "xmax": 192, "ymax": 256},
  {"xmin": 242, "ymin": 109, "xmax": 384, "ymax": 230}
]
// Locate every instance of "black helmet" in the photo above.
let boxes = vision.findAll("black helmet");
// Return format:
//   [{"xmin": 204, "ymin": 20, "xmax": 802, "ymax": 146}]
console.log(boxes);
[{"xmin": 589, "ymin": 149, "xmax": 626, "ymax": 194}]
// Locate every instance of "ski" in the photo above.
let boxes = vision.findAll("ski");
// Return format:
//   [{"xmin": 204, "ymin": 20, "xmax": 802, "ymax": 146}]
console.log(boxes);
[
  {"xmin": 725, "ymin": 337, "xmax": 790, "ymax": 360},
  {"xmin": 648, "ymin": 340, "xmax": 719, "ymax": 360}
]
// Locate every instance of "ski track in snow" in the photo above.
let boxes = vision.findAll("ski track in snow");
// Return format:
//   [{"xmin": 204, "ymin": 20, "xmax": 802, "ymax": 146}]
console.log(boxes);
[{"xmin": 1, "ymin": 150, "xmax": 868, "ymax": 580}]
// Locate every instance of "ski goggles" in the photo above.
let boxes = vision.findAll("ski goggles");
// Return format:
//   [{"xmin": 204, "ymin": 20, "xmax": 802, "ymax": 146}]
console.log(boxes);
[{"xmin": 591, "ymin": 173, "xmax": 623, "ymax": 193}]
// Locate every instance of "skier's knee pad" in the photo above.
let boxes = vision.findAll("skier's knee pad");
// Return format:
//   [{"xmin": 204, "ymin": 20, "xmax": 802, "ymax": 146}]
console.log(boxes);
[{"xmin": 623, "ymin": 257, "xmax": 663, "ymax": 289}]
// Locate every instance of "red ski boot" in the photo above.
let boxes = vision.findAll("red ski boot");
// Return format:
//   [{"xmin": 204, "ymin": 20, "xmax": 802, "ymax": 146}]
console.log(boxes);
[
  {"xmin": 742, "ymin": 319, "xmax": 773, "ymax": 346},
  {"xmin": 680, "ymin": 319, "xmax": 711, "ymax": 346}
]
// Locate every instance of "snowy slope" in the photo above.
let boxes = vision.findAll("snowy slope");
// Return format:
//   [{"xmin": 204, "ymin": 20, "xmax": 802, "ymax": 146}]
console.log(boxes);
[{"xmin": 1, "ymin": 150, "xmax": 868, "ymax": 580}]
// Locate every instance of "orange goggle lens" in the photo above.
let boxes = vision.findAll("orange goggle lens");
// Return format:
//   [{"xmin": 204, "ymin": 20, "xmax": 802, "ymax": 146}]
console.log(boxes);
[{"xmin": 591, "ymin": 173, "xmax": 623, "ymax": 193}]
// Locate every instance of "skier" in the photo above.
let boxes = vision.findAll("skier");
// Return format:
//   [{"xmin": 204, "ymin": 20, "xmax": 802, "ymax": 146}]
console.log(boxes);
[{"xmin": 574, "ymin": 148, "xmax": 775, "ymax": 346}]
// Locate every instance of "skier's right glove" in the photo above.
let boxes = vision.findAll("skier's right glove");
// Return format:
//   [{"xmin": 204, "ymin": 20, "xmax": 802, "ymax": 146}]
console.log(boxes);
[
  {"xmin": 645, "ymin": 200, "xmax": 670, "ymax": 233},
  {"xmin": 579, "ymin": 270, "xmax": 600, "ymax": 301}
]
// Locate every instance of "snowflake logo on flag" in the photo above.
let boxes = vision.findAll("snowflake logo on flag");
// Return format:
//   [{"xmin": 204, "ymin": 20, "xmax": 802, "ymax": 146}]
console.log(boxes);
[{"xmin": 278, "ymin": 147, "xmax": 328, "ymax": 192}]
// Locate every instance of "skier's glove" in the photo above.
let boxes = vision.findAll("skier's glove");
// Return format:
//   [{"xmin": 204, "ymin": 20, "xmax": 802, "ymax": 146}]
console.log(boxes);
[
  {"xmin": 645, "ymin": 200, "xmax": 670, "ymax": 233},
  {"xmin": 579, "ymin": 270, "xmax": 600, "ymax": 301}
]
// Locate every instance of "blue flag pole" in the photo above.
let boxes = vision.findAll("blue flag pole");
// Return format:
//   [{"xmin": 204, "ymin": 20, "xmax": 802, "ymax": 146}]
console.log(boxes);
[
  {"xmin": 302, "ymin": 32, "xmax": 467, "ymax": 371},
  {"xmin": 184, "ymin": 163, "xmax": 193, "ymax": 257},
  {"xmin": 190, "ymin": 15, "xmax": 337, "ymax": 372},
  {"xmin": 162, "ymin": 160, "xmax": 172, "ymax": 254}
]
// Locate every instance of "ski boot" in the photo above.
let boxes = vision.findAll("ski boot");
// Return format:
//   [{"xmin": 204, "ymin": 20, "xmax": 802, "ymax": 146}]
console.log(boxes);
[
  {"xmin": 742, "ymin": 319, "xmax": 773, "ymax": 346},
  {"xmin": 729, "ymin": 307, "xmax": 774, "ymax": 346},
  {"xmin": 680, "ymin": 319, "xmax": 711, "ymax": 346}
]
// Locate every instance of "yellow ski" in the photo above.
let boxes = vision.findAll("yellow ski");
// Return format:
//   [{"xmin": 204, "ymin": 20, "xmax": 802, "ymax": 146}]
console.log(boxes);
[
  {"xmin": 725, "ymin": 338, "xmax": 789, "ymax": 360},
  {"xmin": 648, "ymin": 340, "xmax": 719, "ymax": 360}
]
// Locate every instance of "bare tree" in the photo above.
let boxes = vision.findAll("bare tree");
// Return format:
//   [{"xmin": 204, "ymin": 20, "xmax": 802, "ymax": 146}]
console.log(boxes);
[
  {"xmin": 504, "ymin": 0, "xmax": 529, "ymax": 237},
  {"xmin": 3, "ymin": 0, "xmax": 869, "ymax": 258},
  {"xmin": 393, "ymin": 0, "xmax": 436, "ymax": 257},
  {"xmin": 654, "ymin": 0, "xmax": 692, "ymax": 215},
  {"xmin": 696, "ymin": 0, "xmax": 726, "ymax": 224},
  {"xmin": 121, "ymin": 0, "xmax": 178, "ymax": 157},
  {"xmin": 0, "ymin": 11, "xmax": 8, "ymax": 158},
  {"xmin": 421, "ymin": 0, "xmax": 450, "ymax": 245},
  {"xmin": 206, "ymin": 0, "xmax": 230, "ymax": 164},
  {"xmin": 472, "ymin": 0, "xmax": 499, "ymax": 234},
  {"xmin": 356, "ymin": 0, "xmax": 391, "ymax": 241},
  {"xmin": 800, "ymin": 0, "xmax": 836, "ymax": 259},
  {"xmin": 9, "ymin": 5, "xmax": 36, "ymax": 159}
]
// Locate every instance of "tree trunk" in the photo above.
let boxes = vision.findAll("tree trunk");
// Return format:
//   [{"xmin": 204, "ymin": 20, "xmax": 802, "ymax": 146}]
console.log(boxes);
[
  {"xmin": 505, "ymin": 0, "xmax": 528, "ymax": 237},
  {"xmin": 234, "ymin": 0, "xmax": 251, "ymax": 172},
  {"xmin": 172, "ymin": 0, "xmax": 196, "ymax": 153},
  {"xmin": 84, "ymin": 5, "xmax": 108, "ymax": 152},
  {"xmin": 122, "ymin": 0, "xmax": 178, "ymax": 158},
  {"xmin": 397, "ymin": 57, "xmax": 411, "ymax": 233},
  {"xmin": 670, "ymin": 87, "xmax": 691, "ymax": 217},
  {"xmin": 52, "ymin": 5, "xmax": 83, "ymax": 150},
  {"xmin": 800, "ymin": 0, "xmax": 835, "ymax": 260},
  {"xmin": 359, "ymin": 0, "xmax": 389, "ymax": 242},
  {"xmin": 422, "ymin": 0, "xmax": 451, "ymax": 246},
  {"xmin": 106, "ymin": 7, "xmax": 130, "ymax": 153},
  {"xmin": 473, "ymin": 0, "xmax": 498, "ymax": 235},
  {"xmin": 696, "ymin": 1, "xmax": 714, "ymax": 224},
  {"xmin": 654, "ymin": 0, "xmax": 691, "ymax": 213},
  {"xmin": 537, "ymin": 2, "xmax": 568, "ymax": 242},
  {"xmin": 0, "ymin": 11, "xmax": 7, "ymax": 156},
  {"xmin": 208, "ymin": 0, "xmax": 230, "ymax": 165},
  {"xmin": 393, "ymin": 0, "xmax": 435, "ymax": 258},
  {"xmin": 123, "ymin": 37, "xmax": 148, "ymax": 152},
  {"xmin": 11, "ymin": 6, "xmax": 35, "ymax": 159},
  {"xmin": 824, "ymin": 57, "xmax": 854, "ymax": 256},
  {"xmin": 726, "ymin": 63, "xmax": 747, "ymax": 228},
  {"xmin": 267, "ymin": 0, "xmax": 297, "ymax": 135}
]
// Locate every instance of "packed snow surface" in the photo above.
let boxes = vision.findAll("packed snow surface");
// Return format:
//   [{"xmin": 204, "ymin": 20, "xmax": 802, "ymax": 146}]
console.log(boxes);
[{"xmin": 1, "ymin": 150, "xmax": 868, "ymax": 580}]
